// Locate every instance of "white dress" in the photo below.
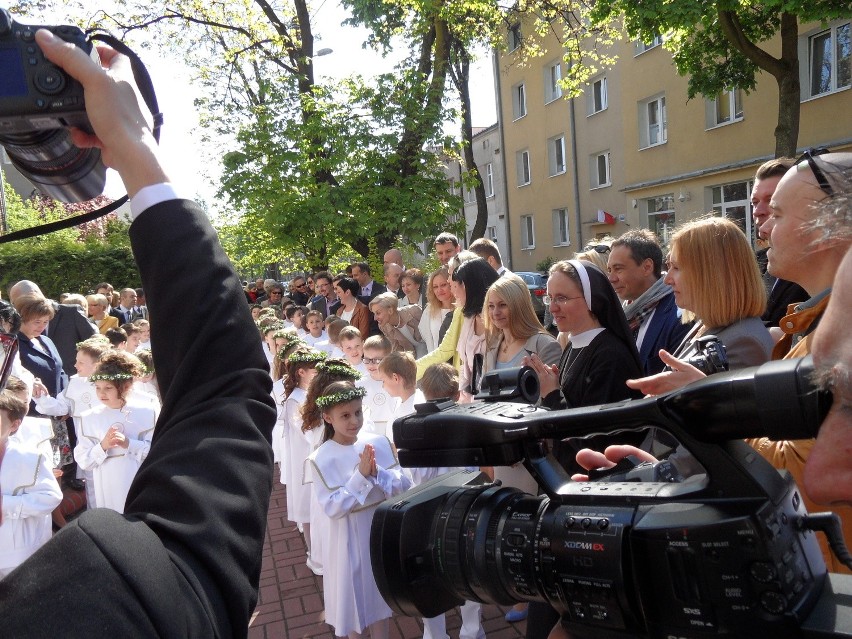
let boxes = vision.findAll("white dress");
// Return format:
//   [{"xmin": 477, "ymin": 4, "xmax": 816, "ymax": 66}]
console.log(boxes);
[
  {"xmin": 75, "ymin": 399, "xmax": 157, "ymax": 513},
  {"xmin": 284, "ymin": 387, "xmax": 312, "ymax": 524},
  {"xmin": 309, "ymin": 432, "xmax": 412, "ymax": 636},
  {"xmin": 0, "ymin": 440, "xmax": 63, "ymax": 578},
  {"xmin": 358, "ymin": 375, "xmax": 399, "ymax": 439},
  {"xmin": 305, "ymin": 426, "xmax": 328, "ymax": 572},
  {"xmin": 271, "ymin": 378, "xmax": 287, "ymax": 473}
]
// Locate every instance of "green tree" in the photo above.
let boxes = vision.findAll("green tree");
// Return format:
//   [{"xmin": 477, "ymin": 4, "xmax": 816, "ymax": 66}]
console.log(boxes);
[{"xmin": 581, "ymin": 0, "xmax": 850, "ymax": 157}]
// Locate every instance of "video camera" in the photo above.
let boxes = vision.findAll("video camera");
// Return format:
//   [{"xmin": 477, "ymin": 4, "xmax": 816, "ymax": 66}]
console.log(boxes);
[
  {"xmin": 371, "ymin": 356, "xmax": 852, "ymax": 638},
  {"xmin": 0, "ymin": 9, "xmax": 106, "ymax": 202}
]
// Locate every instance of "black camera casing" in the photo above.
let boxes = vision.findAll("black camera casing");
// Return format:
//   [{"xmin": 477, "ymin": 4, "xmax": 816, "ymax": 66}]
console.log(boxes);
[{"xmin": 0, "ymin": 10, "xmax": 94, "ymax": 135}]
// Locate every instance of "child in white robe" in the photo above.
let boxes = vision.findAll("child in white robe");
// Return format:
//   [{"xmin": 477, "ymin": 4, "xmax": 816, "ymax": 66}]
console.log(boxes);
[
  {"xmin": 270, "ymin": 334, "xmax": 307, "ymax": 475},
  {"xmin": 75, "ymin": 351, "xmax": 158, "ymax": 514},
  {"xmin": 358, "ymin": 336, "xmax": 398, "ymax": 439},
  {"xmin": 301, "ymin": 358, "xmax": 363, "ymax": 577},
  {"xmin": 303, "ymin": 310, "xmax": 328, "ymax": 347},
  {"xmin": 0, "ymin": 390, "xmax": 62, "ymax": 578},
  {"xmin": 282, "ymin": 347, "xmax": 325, "ymax": 573},
  {"xmin": 308, "ymin": 381, "xmax": 412, "ymax": 639},
  {"xmin": 32, "ymin": 337, "xmax": 110, "ymax": 508}
]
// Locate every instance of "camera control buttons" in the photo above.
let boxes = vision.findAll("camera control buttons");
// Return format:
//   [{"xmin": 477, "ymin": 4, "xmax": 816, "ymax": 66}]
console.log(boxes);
[
  {"xmin": 19, "ymin": 27, "xmax": 35, "ymax": 41},
  {"xmin": 759, "ymin": 590, "xmax": 786, "ymax": 615},
  {"xmin": 34, "ymin": 67, "xmax": 66, "ymax": 95},
  {"xmin": 749, "ymin": 561, "xmax": 777, "ymax": 583}
]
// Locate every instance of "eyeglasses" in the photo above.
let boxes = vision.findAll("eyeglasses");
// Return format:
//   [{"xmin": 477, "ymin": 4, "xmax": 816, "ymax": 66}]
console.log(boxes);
[
  {"xmin": 295, "ymin": 284, "xmax": 307, "ymax": 289},
  {"xmin": 796, "ymin": 147, "xmax": 832, "ymax": 196},
  {"xmin": 543, "ymin": 294, "xmax": 584, "ymax": 307},
  {"xmin": 584, "ymin": 244, "xmax": 611, "ymax": 254},
  {"xmin": 362, "ymin": 357, "xmax": 384, "ymax": 365}
]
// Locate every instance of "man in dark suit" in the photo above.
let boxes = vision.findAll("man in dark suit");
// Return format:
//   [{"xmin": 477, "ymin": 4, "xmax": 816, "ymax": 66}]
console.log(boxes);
[
  {"xmin": 8, "ymin": 280, "xmax": 97, "ymax": 377},
  {"xmin": 0, "ymin": 30, "xmax": 276, "ymax": 637},
  {"xmin": 351, "ymin": 261, "xmax": 386, "ymax": 302},
  {"xmin": 750, "ymin": 158, "xmax": 808, "ymax": 327},
  {"xmin": 110, "ymin": 287, "xmax": 138, "ymax": 324},
  {"xmin": 607, "ymin": 230, "xmax": 692, "ymax": 375},
  {"xmin": 308, "ymin": 271, "xmax": 340, "ymax": 318}
]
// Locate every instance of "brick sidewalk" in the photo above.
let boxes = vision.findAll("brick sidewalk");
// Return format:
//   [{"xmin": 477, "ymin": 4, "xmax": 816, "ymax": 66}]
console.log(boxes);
[{"xmin": 249, "ymin": 468, "xmax": 528, "ymax": 639}]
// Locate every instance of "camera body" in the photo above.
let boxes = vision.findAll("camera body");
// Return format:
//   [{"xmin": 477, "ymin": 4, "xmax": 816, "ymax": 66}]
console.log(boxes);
[
  {"xmin": 372, "ymin": 358, "xmax": 839, "ymax": 638},
  {"xmin": 0, "ymin": 9, "xmax": 105, "ymax": 202},
  {"xmin": 687, "ymin": 335, "xmax": 729, "ymax": 376}
]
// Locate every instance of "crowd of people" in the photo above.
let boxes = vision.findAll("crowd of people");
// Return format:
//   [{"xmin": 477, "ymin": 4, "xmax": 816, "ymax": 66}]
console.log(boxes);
[{"xmin": 0, "ymin": 28, "xmax": 848, "ymax": 639}]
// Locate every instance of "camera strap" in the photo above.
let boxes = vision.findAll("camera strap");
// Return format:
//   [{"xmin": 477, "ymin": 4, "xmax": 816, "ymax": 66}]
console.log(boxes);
[{"xmin": 0, "ymin": 32, "xmax": 162, "ymax": 244}]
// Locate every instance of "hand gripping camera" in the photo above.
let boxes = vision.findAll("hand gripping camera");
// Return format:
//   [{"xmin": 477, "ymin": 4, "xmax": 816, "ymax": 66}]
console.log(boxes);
[
  {"xmin": 0, "ymin": 9, "xmax": 105, "ymax": 202},
  {"xmin": 371, "ymin": 356, "xmax": 852, "ymax": 638}
]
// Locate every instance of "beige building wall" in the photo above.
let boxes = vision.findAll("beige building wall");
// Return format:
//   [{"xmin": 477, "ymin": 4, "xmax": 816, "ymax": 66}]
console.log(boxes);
[{"xmin": 496, "ymin": 16, "xmax": 852, "ymax": 270}]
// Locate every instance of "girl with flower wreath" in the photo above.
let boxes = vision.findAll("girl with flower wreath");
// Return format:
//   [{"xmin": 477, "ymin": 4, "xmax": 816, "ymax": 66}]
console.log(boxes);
[
  {"xmin": 271, "ymin": 334, "xmax": 307, "ymax": 477},
  {"xmin": 282, "ymin": 347, "xmax": 326, "ymax": 573},
  {"xmin": 300, "ymin": 358, "xmax": 362, "ymax": 576},
  {"xmin": 74, "ymin": 351, "xmax": 158, "ymax": 513},
  {"xmin": 308, "ymin": 381, "xmax": 412, "ymax": 639}
]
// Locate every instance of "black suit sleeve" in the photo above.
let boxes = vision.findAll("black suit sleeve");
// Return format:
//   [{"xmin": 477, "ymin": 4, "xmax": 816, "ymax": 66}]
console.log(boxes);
[{"xmin": 0, "ymin": 200, "xmax": 276, "ymax": 638}]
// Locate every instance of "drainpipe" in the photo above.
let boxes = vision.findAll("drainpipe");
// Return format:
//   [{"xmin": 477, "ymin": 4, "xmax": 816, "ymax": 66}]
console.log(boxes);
[
  {"xmin": 493, "ymin": 49, "xmax": 513, "ymax": 269},
  {"xmin": 569, "ymin": 96, "xmax": 583, "ymax": 248}
]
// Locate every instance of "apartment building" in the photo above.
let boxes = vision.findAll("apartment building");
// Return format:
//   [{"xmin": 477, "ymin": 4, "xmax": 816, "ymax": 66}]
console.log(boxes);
[{"xmin": 495, "ymin": 17, "xmax": 852, "ymax": 271}]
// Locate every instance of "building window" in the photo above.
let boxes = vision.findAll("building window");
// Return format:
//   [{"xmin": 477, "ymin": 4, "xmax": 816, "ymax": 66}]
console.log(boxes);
[
  {"xmin": 587, "ymin": 76, "xmax": 607, "ymax": 115},
  {"xmin": 544, "ymin": 61, "xmax": 562, "ymax": 103},
  {"xmin": 647, "ymin": 195, "xmax": 675, "ymax": 246},
  {"xmin": 521, "ymin": 215, "xmax": 535, "ymax": 249},
  {"xmin": 548, "ymin": 136, "xmax": 566, "ymax": 177},
  {"xmin": 552, "ymin": 208, "xmax": 570, "ymax": 247},
  {"xmin": 512, "ymin": 83, "xmax": 527, "ymax": 120},
  {"xmin": 516, "ymin": 150, "xmax": 531, "ymax": 186},
  {"xmin": 508, "ymin": 23, "xmax": 522, "ymax": 52},
  {"xmin": 634, "ymin": 34, "xmax": 664, "ymax": 56},
  {"xmin": 590, "ymin": 151, "xmax": 611, "ymax": 189},
  {"xmin": 639, "ymin": 95, "xmax": 667, "ymax": 149},
  {"xmin": 706, "ymin": 89, "xmax": 743, "ymax": 128},
  {"xmin": 803, "ymin": 21, "xmax": 851, "ymax": 99},
  {"xmin": 484, "ymin": 163, "xmax": 494, "ymax": 197},
  {"xmin": 464, "ymin": 186, "xmax": 475, "ymax": 204},
  {"xmin": 488, "ymin": 226, "xmax": 498, "ymax": 241},
  {"xmin": 712, "ymin": 180, "xmax": 753, "ymax": 240}
]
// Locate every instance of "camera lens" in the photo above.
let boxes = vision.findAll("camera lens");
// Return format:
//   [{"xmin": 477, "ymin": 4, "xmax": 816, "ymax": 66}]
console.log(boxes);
[{"xmin": 0, "ymin": 128, "xmax": 106, "ymax": 203}]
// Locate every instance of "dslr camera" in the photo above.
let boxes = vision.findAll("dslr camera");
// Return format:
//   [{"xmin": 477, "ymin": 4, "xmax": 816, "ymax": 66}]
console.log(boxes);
[
  {"xmin": 372, "ymin": 356, "xmax": 852, "ymax": 638},
  {"xmin": 686, "ymin": 334, "xmax": 729, "ymax": 376},
  {"xmin": 0, "ymin": 9, "xmax": 105, "ymax": 202}
]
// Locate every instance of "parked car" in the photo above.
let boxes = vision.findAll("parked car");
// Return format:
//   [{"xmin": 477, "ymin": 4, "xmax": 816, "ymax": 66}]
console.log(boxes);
[{"xmin": 514, "ymin": 271, "xmax": 548, "ymax": 319}]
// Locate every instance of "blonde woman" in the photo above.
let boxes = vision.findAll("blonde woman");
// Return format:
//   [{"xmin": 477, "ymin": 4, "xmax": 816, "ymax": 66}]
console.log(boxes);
[
  {"xmin": 86, "ymin": 294, "xmax": 120, "ymax": 335},
  {"xmin": 417, "ymin": 267, "xmax": 455, "ymax": 353},
  {"xmin": 368, "ymin": 292, "xmax": 425, "ymax": 356}
]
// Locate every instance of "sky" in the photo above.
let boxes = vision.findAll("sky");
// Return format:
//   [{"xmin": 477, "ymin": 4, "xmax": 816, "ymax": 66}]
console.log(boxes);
[{"xmin": 37, "ymin": 1, "xmax": 499, "ymax": 209}]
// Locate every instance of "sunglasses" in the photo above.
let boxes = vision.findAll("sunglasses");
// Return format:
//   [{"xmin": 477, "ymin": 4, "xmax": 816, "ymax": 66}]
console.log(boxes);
[
  {"xmin": 796, "ymin": 147, "xmax": 832, "ymax": 196},
  {"xmin": 584, "ymin": 244, "xmax": 611, "ymax": 254}
]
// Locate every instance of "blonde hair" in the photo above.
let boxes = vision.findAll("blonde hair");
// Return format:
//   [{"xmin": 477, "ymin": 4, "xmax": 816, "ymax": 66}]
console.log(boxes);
[
  {"xmin": 669, "ymin": 216, "xmax": 766, "ymax": 327},
  {"xmin": 573, "ymin": 238, "xmax": 614, "ymax": 272},
  {"xmin": 368, "ymin": 292, "xmax": 400, "ymax": 312},
  {"xmin": 425, "ymin": 267, "xmax": 451, "ymax": 319},
  {"xmin": 378, "ymin": 351, "xmax": 417, "ymax": 389},
  {"xmin": 419, "ymin": 363, "xmax": 459, "ymax": 401},
  {"xmin": 482, "ymin": 275, "xmax": 547, "ymax": 341},
  {"xmin": 64, "ymin": 293, "xmax": 88, "ymax": 315}
]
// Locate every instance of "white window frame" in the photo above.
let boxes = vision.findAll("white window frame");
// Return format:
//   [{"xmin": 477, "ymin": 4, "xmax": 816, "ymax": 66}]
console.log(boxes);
[
  {"xmin": 512, "ymin": 82, "xmax": 527, "ymax": 120},
  {"xmin": 484, "ymin": 162, "xmax": 494, "ymax": 197},
  {"xmin": 587, "ymin": 75, "xmax": 608, "ymax": 115},
  {"xmin": 639, "ymin": 94, "xmax": 667, "ymax": 149},
  {"xmin": 705, "ymin": 89, "xmax": 743, "ymax": 128},
  {"xmin": 488, "ymin": 226, "xmax": 498, "ymax": 241},
  {"xmin": 646, "ymin": 195, "xmax": 676, "ymax": 245},
  {"xmin": 590, "ymin": 151, "xmax": 611, "ymax": 189},
  {"xmin": 516, "ymin": 150, "xmax": 531, "ymax": 187},
  {"xmin": 712, "ymin": 180, "xmax": 754, "ymax": 242},
  {"xmin": 552, "ymin": 208, "xmax": 570, "ymax": 247},
  {"xmin": 521, "ymin": 214, "xmax": 536, "ymax": 250},
  {"xmin": 544, "ymin": 61, "xmax": 562, "ymax": 104},
  {"xmin": 634, "ymin": 35, "xmax": 664, "ymax": 56},
  {"xmin": 508, "ymin": 23, "xmax": 522, "ymax": 52},
  {"xmin": 464, "ymin": 185, "xmax": 475, "ymax": 204},
  {"xmin": 548, "ymin": 135, "xmax": 566, "ymax": 177},
  {"xmin": 800, "ymin": 21, "xmax": 851, "ymax": 100}
]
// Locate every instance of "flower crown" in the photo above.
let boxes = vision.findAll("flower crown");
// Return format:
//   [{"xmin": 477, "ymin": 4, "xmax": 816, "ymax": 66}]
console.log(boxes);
[
  {"xmin": 316, "ymin": 385, "xmax": 367, "ymax": 409},
  {"xmin": 275, "ymin": 340, "xmax": 307, "ymax": 360},
  {"xmin": 288, "ymin": 349, "xmax": 327, "ymax": 365},
  {"xmin": 274, "ymin": 329, "xmax": 300, "ymax": 342},
  {"xmin": 315, "ymin": 360, "xmax": 361, "ymax": 379},
  {"xmin": 89, "ymin": 372, "xmax": 135, "ymax": 382}
]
